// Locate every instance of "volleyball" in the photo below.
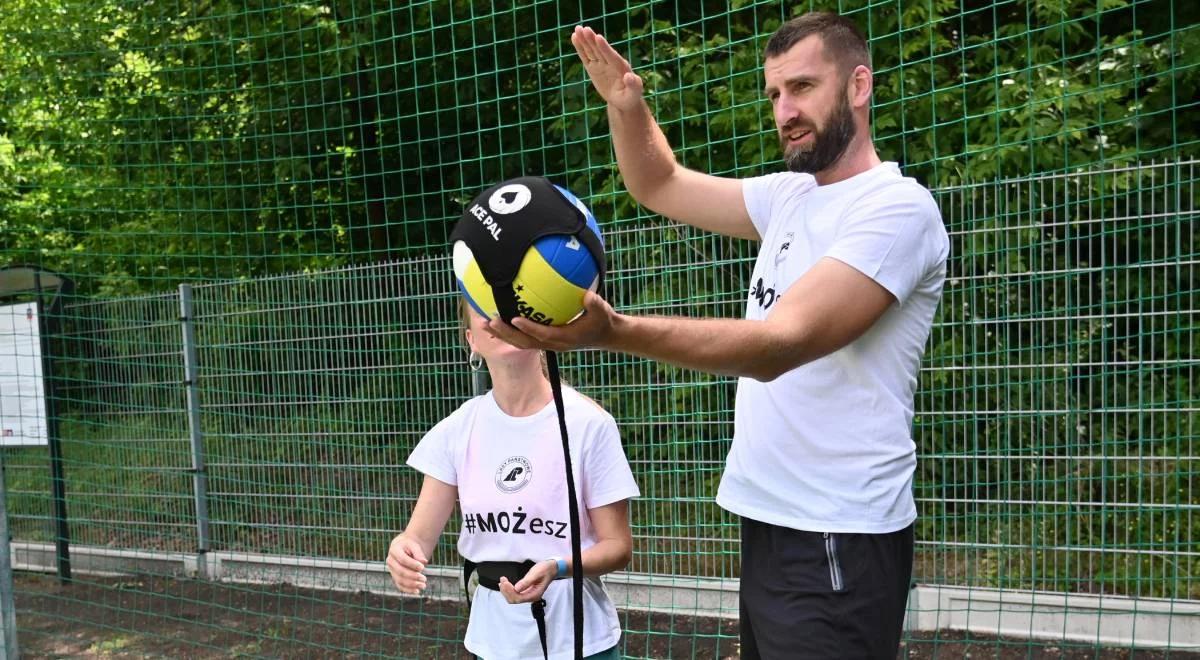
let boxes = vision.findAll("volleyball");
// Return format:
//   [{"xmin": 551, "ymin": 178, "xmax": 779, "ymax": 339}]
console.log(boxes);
[{"xmin": 453, "ymin": 183, "xmax": 603, "ymax": 326}]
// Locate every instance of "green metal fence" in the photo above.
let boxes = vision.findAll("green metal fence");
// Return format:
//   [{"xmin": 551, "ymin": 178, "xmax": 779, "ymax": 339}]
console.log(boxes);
[{"xmin": 1, "ymin": 0, "xmax": 1197, "ymax": 657}]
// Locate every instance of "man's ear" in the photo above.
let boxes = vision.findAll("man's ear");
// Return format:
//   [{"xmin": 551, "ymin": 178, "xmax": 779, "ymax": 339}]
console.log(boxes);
[{"xmin": 850, "ymin": 64, "xmax": 873, "ymax": 109}]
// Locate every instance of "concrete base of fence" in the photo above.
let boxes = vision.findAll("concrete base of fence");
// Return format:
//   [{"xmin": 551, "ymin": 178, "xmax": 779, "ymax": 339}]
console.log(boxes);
[
  {"xmin": 906, "ymin": 584, "xmax": 1200, "ymax": 650},
  {"xmin": 10, "ymin": 542, "xmax": 1199, "ymax": 651}
]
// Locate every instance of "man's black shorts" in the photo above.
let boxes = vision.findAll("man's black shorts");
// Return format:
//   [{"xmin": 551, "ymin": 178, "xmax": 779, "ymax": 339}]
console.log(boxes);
[{"xmin": 739, "ymin": 517, "xmax": 914, "ymax": 660}]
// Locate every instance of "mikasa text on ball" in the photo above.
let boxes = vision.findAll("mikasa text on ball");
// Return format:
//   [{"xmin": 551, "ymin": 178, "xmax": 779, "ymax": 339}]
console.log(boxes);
[{"xmin": 453, "ymin": 182, "xmax": 603, "ymax": 326}]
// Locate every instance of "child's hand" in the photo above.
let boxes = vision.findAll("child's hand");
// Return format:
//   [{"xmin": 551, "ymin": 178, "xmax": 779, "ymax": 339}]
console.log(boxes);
[
  {"xmin": 385, "ymin": 534, "xmax": 429, "ymax": 595},
  {"xmin": 498, "ymin": 559, "xmax": 559, "ymax": 604}
]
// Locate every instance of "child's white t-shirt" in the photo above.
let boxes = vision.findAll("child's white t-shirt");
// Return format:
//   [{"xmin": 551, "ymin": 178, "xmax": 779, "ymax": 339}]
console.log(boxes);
[{"xmin": 408, "ymin": 387, "xmax": 640, "ymax": 660}]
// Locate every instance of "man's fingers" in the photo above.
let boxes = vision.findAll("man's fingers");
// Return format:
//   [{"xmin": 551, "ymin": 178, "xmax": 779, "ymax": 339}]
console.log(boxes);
[
  {"xmin": 484, "ymin": 318, "xmax": 521, "ymax": 344},
  {"xmin": 574, "ymin": 26, "xmax": 629, "ymax": 73},
  {"xmin": 570, "ymin": 27, "xmax": 589, "ymax": 61},
  {"xmin": 581, "ymin": 28, "xmax": 616, "ymax": 64},
  {"xmin": 572, "ymin": 27, "xmax": 597, "ymax": 64},
  {"xmin": 485, "ymin": 308, "xmax": 606, "ymax": 352},
  {"xmin": 594, "ymin": 33, "xmax": 618, "ymax": 63},
  {"xmin": 508, "ymin": 316, "xmax": 554, "ymax": 340},
  {"xmin": 581, "ymin": 289, "xmax": 605, "ymax": 312},
  {"xmin": 485, "ymin": 318, "xmax": 541, "ymax": 349},
  {"xmin": 573, "ymin": 26, "xmax": 603, "ymax": 63}
]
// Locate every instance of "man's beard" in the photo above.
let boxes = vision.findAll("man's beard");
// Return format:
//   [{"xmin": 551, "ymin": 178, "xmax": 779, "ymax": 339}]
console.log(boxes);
[{"xmin": 781, "ymin": 94, "xmax": 856, "ymax": 175}]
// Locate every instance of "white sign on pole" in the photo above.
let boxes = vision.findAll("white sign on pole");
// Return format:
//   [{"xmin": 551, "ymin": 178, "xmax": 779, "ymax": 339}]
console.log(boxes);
[{"xmin": 0, "ymin": 302, "xmax": 48, "ymax": 446}]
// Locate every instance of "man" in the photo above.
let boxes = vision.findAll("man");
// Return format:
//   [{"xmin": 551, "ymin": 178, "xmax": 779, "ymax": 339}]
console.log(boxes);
[{"xmin": 487, "ymin": 12, "xmax": 949, "ymax": 659}]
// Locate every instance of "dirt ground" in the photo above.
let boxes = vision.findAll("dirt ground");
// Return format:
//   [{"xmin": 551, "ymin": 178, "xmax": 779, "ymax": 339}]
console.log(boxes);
[{"xmin": 10, "ymin": 572, "xmax": 1197, "ymax": 659}]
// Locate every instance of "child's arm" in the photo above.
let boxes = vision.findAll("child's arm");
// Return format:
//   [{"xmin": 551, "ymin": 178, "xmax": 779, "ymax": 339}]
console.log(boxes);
[
  {"xmin": 500, "ymin": 499, "xmax": 633, "ymax": 603},
  {"xmin": 386, "ymin": 475, "xmax": 457, "ymax": 594},
  {"xmin": 573, "ymin": 498, "xmax": 634, "ymax": 576}
]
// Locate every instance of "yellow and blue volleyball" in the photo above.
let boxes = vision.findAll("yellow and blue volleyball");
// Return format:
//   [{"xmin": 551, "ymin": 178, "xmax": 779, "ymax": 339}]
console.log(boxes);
[{"xmin": 453, "ymin": 185, "xmax": 602, "ymax": 326}]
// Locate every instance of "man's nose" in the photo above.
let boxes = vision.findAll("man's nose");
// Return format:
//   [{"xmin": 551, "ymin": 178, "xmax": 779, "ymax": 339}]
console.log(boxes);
[{"xmin": 775, "ymin": 94, "xmax": 799, "ymax": 127}]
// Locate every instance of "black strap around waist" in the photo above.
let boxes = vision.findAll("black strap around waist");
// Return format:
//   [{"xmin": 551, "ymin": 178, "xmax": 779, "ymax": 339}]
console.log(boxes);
[
  {"xmin": 467, "ymin": 559, "xmax": 537, "ymax": 592},
  {"xmin": 464, "ymin": 559, "xmax": 549, "ymax": 660}
]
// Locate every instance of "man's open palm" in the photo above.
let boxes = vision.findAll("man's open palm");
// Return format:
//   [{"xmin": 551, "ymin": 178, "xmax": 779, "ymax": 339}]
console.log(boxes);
[{"xmin": 571, "ymin": 26, "xmax": 643, "ymax": 112}]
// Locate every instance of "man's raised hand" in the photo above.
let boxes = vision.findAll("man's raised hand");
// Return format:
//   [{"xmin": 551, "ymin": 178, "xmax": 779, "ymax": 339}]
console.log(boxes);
[{"xmin": 571, "ymin": 26, "xmax": 644, "ymax": 112}]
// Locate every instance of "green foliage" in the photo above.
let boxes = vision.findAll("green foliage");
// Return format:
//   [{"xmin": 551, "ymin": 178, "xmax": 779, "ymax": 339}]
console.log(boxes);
[{"xmin": 3, "ymin": 0, "xmax": 1190, "ymax": 295}]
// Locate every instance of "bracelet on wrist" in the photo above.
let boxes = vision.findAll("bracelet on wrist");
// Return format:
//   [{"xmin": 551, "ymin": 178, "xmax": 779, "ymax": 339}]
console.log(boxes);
[{"xmin": 548, "ymin": 557, "xmax": 568, "ymax": 578}]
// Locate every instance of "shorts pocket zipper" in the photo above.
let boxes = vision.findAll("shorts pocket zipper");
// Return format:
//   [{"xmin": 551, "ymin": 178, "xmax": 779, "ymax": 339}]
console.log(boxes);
[{"xmin": 823, "ymin": 532, "xmax": 844, "ymax": 592}]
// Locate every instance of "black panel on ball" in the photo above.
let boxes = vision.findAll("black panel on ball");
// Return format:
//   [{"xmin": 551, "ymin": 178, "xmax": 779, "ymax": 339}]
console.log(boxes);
[{"xmin": 450, "ymin": 176, "xmax": 605, "ymax": 323}]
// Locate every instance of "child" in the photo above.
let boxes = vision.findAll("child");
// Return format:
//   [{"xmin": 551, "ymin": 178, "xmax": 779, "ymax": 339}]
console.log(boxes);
[{"xmin": 386, "ymin": 302, "xmax": 639, "ymax": 660}]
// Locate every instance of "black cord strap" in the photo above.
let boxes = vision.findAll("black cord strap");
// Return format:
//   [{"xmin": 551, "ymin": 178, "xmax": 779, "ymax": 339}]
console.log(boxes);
[{"xmin": 547, "ymin": 351, "xmax": 584, "ymax": 660}]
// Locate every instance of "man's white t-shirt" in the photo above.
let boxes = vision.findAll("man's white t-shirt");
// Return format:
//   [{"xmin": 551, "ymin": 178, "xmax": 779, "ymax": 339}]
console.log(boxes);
[
  {"xmin": 408, "ymin": 387, "xmax": 640, "ymax": 660},
  {"xmin": 715, "ymin": 162, "xmax": 949, "ymax": 534}
]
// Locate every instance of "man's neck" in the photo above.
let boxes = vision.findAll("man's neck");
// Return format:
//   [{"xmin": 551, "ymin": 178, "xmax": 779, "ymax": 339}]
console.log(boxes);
[{"xmin": 813, "ymin": 134, "xmax": 882, "ymax": 186}]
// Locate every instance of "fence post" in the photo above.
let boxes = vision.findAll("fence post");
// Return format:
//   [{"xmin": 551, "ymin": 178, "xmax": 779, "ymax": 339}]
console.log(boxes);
[
  {"xmin": 0, "ymin": 450, "xmax": 20, "ymax": 659},
  {"xmin": 34, "ymin": 272, "xmax": 70, "ymax": 584},
  {"xmin": 179, "ymin": 285, "xmax": 211, "ymax": 579}
]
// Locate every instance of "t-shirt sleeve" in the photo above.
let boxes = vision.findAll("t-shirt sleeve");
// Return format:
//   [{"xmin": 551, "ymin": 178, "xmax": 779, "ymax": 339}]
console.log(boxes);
[
  {"xmin": 742, "ymin": 173, "xmax": 784, "ymax": 239},
  {"xmin": 406, "ymin": 416, "xmax": 458, "ymax": 486},
  {"xmin": 581, "ymin": 415, "xmax": 640, "ymax": 510},
  {"xmin": 824, "ymin": 185, "xmax": 947, "ymax": 304},
  {"xmin": 742, "ymin": 172, "xmax": 817, "ymax": 239}
]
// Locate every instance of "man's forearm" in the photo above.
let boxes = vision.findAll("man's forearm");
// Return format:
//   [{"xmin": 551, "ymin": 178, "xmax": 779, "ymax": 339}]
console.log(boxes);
[
  {"xmin": 603, "ymin": 313, "xmax": 805, "ymax": 382},
  {"xmin": 608, "ymin": 102, "xmax": 678, "ymax": 209},
  {"xmin": 606, "ymin": 100, "xmax": 758, "ymax": 240}
]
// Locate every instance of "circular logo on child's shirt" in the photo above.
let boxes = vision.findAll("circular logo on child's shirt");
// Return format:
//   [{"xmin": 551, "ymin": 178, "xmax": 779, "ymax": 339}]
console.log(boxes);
[{"xmin": 495, "ymin": 456, "xmax": 533, "ymax": 493}]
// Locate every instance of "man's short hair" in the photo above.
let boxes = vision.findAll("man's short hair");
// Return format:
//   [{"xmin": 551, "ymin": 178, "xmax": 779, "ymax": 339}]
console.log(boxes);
[{"xmin": 764, "ymin": 12, "xmax": 871, "ymax": 72}]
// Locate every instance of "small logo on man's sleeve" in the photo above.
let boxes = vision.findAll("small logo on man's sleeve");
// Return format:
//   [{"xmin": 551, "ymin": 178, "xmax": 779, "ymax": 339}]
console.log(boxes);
[{"xmin": 775, "ymin": 232, "xmax": 794, "ymax": 267}]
